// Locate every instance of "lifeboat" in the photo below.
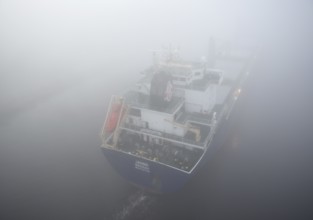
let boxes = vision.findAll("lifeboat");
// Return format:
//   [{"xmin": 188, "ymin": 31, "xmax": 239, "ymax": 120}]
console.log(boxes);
[{"xmin": 105, "ymin": 103, "xmax": 122, "ymax": 132}]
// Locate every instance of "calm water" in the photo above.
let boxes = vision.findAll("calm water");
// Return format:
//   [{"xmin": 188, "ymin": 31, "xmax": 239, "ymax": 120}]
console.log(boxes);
[{"xmin": 1, "ymin": 45, "xmax": 313, "ymax": 220}]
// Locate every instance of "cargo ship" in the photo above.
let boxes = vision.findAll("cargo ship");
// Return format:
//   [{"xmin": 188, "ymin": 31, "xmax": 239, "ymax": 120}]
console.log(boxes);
[{"xmin": 100, "ymin": 44, "xmax": 254, "ymax": 193}]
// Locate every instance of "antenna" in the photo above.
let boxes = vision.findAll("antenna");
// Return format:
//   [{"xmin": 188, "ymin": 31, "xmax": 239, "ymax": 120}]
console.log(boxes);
[
  {"xmin": 150, "ymin": 50, "xmax": 162, "ymax": 69},
  {"xmin": 208, "ymin": 36, "xmax": 216, "ymax": 68},
  {"xmin": 162, "ymin": 44, "xmax": 181, "ymax": 62}
]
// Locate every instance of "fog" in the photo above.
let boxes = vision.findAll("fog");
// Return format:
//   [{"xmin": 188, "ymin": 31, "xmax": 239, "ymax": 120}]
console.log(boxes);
[
  {"xmin": 1, "ymin": 0, "xmax": 313, "ymax": 219},
  {"xmin": 1, "ymin": 0, "xmax": 312, "ymax": 92}
]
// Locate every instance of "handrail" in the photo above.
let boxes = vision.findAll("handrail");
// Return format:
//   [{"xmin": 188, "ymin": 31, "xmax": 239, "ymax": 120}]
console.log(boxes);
[
  {"xmin": 120, "ymin": 123, "xmax": 206, "ymax": 150},
  {"xmin": 100, "ymin": 95, "xmax": 115, "ymax": 143}
]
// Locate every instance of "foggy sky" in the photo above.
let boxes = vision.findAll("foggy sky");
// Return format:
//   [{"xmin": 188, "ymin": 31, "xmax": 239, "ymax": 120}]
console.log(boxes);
[{"xmin": 1, "ymin": 0, "xmax": 312, "ymax": 87}]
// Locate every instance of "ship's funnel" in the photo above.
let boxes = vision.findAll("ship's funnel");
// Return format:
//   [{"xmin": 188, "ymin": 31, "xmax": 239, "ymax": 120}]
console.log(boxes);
[{"xmin": 150, "ymin": 71, "xmax": 173, "ymax": 110}]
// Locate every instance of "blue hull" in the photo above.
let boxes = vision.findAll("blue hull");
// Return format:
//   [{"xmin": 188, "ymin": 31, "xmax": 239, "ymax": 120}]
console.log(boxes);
[{"xmin": 101, "ymin": 148, "xmax": 191, "ymax": 193}]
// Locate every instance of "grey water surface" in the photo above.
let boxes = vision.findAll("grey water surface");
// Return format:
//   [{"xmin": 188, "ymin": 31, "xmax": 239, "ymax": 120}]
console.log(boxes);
[{"xmin": 1, "ymin": 1, "xmax": 313, "ymax": 219}]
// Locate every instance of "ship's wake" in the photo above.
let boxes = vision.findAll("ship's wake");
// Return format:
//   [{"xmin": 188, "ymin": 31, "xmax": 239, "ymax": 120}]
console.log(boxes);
[{"xmin": 111, "ymin": 190, "xmax": 157, "ymax": 220}]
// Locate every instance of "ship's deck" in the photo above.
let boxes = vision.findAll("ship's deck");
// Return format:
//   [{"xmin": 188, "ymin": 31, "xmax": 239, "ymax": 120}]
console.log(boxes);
[
  {"xmin": 176, "ymin": 111, "xmax": 212, "ymax": 125},
  {"xmin": 113, "ymin": 129, "xmax": 205, "ymax": 172},
  {"xmin": 120, "ymin": 122, "xmax": 211, "ymax": 148}
]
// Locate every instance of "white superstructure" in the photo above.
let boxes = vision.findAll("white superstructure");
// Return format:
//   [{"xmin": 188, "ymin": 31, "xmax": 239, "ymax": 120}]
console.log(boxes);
[{"xmin": 100, "ymin": 46, "xmax": 247, "ymax": 172}]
